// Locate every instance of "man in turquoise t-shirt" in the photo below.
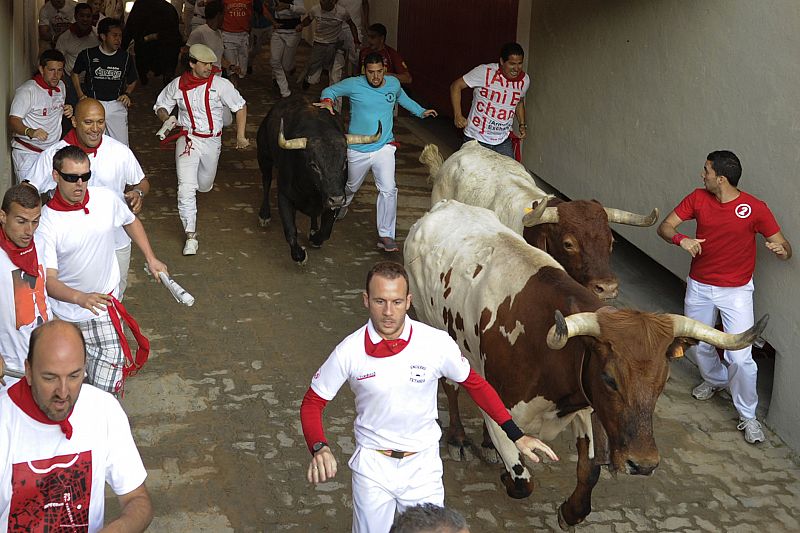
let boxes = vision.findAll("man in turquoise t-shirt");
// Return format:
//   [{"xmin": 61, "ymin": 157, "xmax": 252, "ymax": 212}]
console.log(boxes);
[{"xmin": 316, "ymin": 52, "xmax": 437, "ymax": 252}]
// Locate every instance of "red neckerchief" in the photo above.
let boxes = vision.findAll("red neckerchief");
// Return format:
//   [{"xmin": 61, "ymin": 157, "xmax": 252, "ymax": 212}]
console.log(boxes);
[
  {"xmin": 48, "ymin": 187, "xmax": 90, "ymax": 214},
  {"xmin": 8, "ymin": 379, "xmax": 74, "ymax": 439},
  {"xmin": 64, "ymin": 129, "xmax": 102, "ymax": 157},
  {"xmin": 178, "ymin": 68, "xmax": 221, "ymax": 134},
  {"xmin": 32, "ymin": 73, "xmax": 60, "ymax": 96},
  {"xmin": 501, "ymin": 68, "xmax": 526, "ymax": 83},
  {"xmin": 70, "ymin": 22, "xmax": 93, "ymax": 39},
  {"xmin": 0, "ymin": 226, "xmax": 39, "ymax": 277},
  {"xmin": 364, "ymin": 323, "xmax": 413, "ymax": 358}
]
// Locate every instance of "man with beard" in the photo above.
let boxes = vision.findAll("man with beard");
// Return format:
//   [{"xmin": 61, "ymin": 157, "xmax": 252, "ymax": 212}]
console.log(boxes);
[
  {"xmin": 8, "ymin": 50, "xmax": 73, "ymax": 181},
  {"xmin": 0, "ymin": 320, "xmax": 153, "ymax": 531},
  {"xmin": 0, "ymin": 183, "xmax": 50, "ymax": 389},
  {"xmin": 72, "ymin": 18, "xmax": 138, "ymax": 145},
  {"xmin": 28, "ymin": 98, "xmax": 150, "ymax": 298},
  {"xmin": 300, "ymin": 261, "xmax": 558, "ymax": 533},
  {"xmin": 316, "ymin": 52, "xmax": 436, "ymax": 253},
  {"xmin": 37, "ymin": 146, "xmax": 168, "ymax": 394}
]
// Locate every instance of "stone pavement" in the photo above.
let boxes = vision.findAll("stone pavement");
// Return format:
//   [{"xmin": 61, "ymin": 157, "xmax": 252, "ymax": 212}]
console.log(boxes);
[{"xmin": 111, "ymin": 43, "xmax": 800, "ymax": 532}]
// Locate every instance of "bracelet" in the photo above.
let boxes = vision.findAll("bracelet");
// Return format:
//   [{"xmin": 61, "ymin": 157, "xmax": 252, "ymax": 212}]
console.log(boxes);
[
  {"xmin": 24, "ymin": 127, "xmax": 31, "ymax": 138},
  {"xmin": 133, "ymin": 188, "xmax": 145, "ymax": 198},
  {"xmin": 672, "ymin": 233, "xmax": 687, "ymax": 246}
]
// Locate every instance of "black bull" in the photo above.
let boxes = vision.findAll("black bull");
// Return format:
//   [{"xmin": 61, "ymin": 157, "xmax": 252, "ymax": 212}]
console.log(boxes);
[{"xmin": 256, "ymin": 98, "xmax": 379, "ymax": 264}]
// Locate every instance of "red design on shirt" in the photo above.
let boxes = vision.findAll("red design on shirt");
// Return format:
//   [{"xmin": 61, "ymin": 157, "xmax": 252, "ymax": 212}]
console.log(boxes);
[
  {"xmin": 8, "ymin": 451, "xmax": 92, "ymax": 531},
  {"xmin": 11, "ymin": 265, "xmax": 49, "ymax": 329},
  {"xmin": 673, "ymin": 189, "xmax": 781, "ymax": 286},
  {"xmin": 222, "ymin": 0, "xmax": 253, "ymax": 33}
]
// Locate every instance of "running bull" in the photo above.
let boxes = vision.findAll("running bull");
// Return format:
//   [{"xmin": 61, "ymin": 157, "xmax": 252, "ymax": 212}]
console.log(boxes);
[
  {"xmin": 404, "ymin": 200, "xmax": 767, "ymax": 530},
  {"xmin": 257, "ymin": 98, "xmax": 380, "ymax": 263},
  {"xmin": 419, "ymin": 141, "xmax": 658, "ymax": 300}
]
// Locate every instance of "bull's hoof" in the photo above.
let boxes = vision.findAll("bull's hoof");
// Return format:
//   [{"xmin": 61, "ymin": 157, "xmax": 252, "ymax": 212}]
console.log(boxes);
[
  {"xmin": 500, "ymin": 471, "xmax": 533, "ymax": 499},
  {"xmin": 557, "ymin": 503, "xmax": 579, "ymax": 532},
  {"xmin": 478, "ymin": 443, "xmax": 502, "ymax": 464},
  {"xmin": 258, "ymin": 216, "xmax": 271, "ymax": 227},
  {"xmin": 309, "ymin": 230, "xmax": 324, "ymax": 248},
  {"xmin": 447, "ymin": 441, "xmax": 475, "ymax": 462},
  {"xmin": 291, "ymin": 246, "xmax": 307, "ymax": 265}
]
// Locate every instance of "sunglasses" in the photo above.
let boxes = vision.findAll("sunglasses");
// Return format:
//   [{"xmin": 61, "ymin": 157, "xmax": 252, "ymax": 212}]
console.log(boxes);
[{"xmin": 56, "ymin": 169, "xmax": 92, "ymax": 183}]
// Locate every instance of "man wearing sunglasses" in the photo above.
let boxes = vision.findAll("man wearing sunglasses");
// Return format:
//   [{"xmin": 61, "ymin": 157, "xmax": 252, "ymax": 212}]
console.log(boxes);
[
  {"xmin": 36, "ymin": 145, "xmax": 168, "ymax": 395},
  {"xmin": 28, "ymin": 98, "xmax": 149, "ymax": 298}
]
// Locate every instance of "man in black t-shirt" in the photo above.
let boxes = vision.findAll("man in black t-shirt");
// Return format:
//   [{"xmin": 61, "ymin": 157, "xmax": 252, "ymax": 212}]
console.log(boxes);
[{"xmin": 72, "ymin": 17, "xmax": 137, "ymax": 146}]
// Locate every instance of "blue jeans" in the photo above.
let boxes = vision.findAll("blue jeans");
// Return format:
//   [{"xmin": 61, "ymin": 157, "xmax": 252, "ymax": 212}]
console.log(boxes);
[{"xmin": 463, "ymin": 135, "xmax": 514, "ymax": 158}]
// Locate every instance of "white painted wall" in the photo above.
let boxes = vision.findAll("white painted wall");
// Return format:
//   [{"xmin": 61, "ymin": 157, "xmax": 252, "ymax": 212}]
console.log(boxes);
[{"xmin": 525, "ymin": 0, "xmax": 800, "ymax": 450}]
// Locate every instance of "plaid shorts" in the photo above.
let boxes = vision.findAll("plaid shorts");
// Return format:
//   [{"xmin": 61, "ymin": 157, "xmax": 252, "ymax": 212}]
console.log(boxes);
[{"xmin": 76, "ymin": 314, "xmax": 125, "ymax": 394}]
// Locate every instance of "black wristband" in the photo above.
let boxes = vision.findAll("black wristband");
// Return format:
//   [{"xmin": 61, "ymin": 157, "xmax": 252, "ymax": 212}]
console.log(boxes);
[{"xmin": 501, "ymin": 419, "xmax": 524, "ymax": 442}]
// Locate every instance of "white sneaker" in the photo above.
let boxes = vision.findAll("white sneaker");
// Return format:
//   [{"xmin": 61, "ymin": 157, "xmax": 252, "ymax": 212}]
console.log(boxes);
[
  {"xmin": 737, "ymin": 417, "xmax": 765, "ymax": 444},
  {"xmin": 183, "ymin": 236, "xmax": 199, "ymax": 256},
  {"xmin": 692, "ymin": 381, "xmax": 721, "ymax": 401}
]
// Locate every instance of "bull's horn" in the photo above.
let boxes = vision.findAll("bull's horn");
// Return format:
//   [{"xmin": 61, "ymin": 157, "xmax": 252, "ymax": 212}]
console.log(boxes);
[
  {"xmin": 521, "ymin": 199, "xmax": 548, "ymax": 226},
  {"xmin": 346, "ymin": 122, "xmax": 382, "ymax": 145},
  {"xmin": 604, "ymin": 207, "xmax": 659, "ymax": 227},
  {"xmin": 547, "ymin": 310, "xmax": 602, "ymax": 349},
  {"xmin": 522, "ymin": 205, "xmax": 559, "ymax": 227},
  {"xmin": 278, "ymin": 118, "xmax": 307, "ymax": 150},
  {"xmin": 669, "ymin": 314, "xmax": 768, "ymax": 350}
]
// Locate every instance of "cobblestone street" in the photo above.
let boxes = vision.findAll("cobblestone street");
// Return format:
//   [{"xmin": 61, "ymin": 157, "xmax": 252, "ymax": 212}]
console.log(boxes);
[{"xmin": 112, "ymin": 44, "xmax": 800, "ymax": 532}]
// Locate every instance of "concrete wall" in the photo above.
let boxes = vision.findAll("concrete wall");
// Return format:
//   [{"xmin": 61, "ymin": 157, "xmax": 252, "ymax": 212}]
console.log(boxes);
[
  {"xmin": 369, "ymin": 0, "xmax": 399, "ymax": 47},
  {"xmin": 526, "ymin": 0, "xmax": 800, "ymax": 449}
]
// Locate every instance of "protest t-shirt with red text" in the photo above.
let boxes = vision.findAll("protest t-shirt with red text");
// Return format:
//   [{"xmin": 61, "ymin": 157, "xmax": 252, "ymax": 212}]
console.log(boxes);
[{"xmin": 463, "ymin": 63, "xmax": 530, "ymax": 145}]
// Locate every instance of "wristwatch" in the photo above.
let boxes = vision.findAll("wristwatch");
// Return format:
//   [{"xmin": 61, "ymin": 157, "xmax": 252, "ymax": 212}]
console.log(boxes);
[
  {"xmin": 133, "ymin": 188, "xmax": 145, "ymax": 198},
  {"xmin": 312, "ymin": 441, "xmax": 328, "ymax": 454}
]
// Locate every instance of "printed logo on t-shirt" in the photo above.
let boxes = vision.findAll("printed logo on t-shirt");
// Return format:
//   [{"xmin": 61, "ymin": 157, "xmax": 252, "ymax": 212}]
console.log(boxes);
[
  {"xmin": 385, "ymin": 93, "xmax": 396, "ymax": 104},
  {"xmin": 356, "ymin": 372, "xmax": 376, "ymax": 381},
  {"xmin": 9, "ymin": 451, "xmax": 93, "ymax": 531},
  {"xmin": 409, "ymin": 364, "xmax": 426, "ymax": 383},
  {"xmin": 735, "ymin": 203, "xmax": 752, "ymax": 219}
]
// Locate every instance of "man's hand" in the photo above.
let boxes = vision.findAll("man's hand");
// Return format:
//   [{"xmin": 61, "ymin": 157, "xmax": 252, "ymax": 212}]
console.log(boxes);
[
  {"xmin": 146, "ymin": 258, "xmax": 169, "ymax": 282},
  {"xmin": 117, "ymin": 94, "xmax": 132, "ymax": 108},
  {"xmin": 63, "ymin": 105, "xmax": 74, "ymax": 119},
  {"xmin": 422, "ymin": 109, "xmax": 438, "ymax": 118},
  {"xmin": 518, "ymin": 124, "xmax": 528, "ymax": 139},
  {"xmin": 313, "ymin": 100, "xmax": 335, "ymax": 115},
  {"xmin": 514, "ymin": 435, "xmax": 559, "ymax": 464},
  {"xmin": 453, "ymin": 115, "xmax": 467, "ymax": 129},
  {"xmin": 307, "ymin": 446, "xmax": 338, "ymax": 484},
  {"xmin": 76, "ymin": 292, "xmax": 113, "ymax": 315},
  {"xmin": 30, "ymin": 128, "xmax": 49, "ymax": 142},
  {"xmin": 124, "ymin": 190, "xmax": 144, "ymax": 214},
  {"xmin": 679, "ymin": 237, "xmax": 705, "ymax": 258},
  {"xmin": 235, "ymin": 137, "xmax": 250, "ymax": 149},
  {"xmin": 766, "ymin": 241, "xmax": 789, "ymax": 258}
]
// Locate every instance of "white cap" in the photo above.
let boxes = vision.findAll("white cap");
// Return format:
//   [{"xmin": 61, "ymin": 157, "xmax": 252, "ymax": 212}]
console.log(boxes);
[{"xmin": 188, "ymin": 43, "xmax": 217, "ymax": 64}]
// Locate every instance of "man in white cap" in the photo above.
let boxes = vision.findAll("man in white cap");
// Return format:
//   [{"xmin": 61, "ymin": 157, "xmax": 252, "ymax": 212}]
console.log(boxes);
[{"xmin": 154, "ymin": 43, "xmax": 249, "ymax": 255}]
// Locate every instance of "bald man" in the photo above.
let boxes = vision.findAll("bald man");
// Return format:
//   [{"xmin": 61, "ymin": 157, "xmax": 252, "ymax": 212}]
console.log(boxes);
[
  {"xmin": 0, "ymin": 320, "xmax": 153, "ymax": 531},
  {"xmin": 28, "ymin": 98, "xmax": 149, "ymax": 298}
]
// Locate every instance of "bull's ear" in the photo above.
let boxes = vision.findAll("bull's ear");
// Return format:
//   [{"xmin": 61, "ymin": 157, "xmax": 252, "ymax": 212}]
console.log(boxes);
[{"xmin": 666, "ymin": 338, "xmax": 698, "ymax": 360}]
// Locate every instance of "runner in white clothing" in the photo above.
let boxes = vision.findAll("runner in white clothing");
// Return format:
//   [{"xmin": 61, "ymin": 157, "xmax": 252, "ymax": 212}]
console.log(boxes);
[
  {"xmin": 154, "ymin": 43, "xmax": 249, "ymax": 256},
  {"xmin": 8, "ymin": 50, "xmax": 73, "ymax": 182},
  {"xmin": 28, "ymin": 99, "xmax": 150, "ymax": 298}
]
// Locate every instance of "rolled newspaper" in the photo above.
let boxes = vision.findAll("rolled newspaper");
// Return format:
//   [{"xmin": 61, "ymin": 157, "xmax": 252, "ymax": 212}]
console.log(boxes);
[
  {"xmin": 144, "ymin": 266, "xmax": 195, "ymax": 306},
  {"xmin": 156, "ymin": 116, "xmax": 178, "ymax": 140}
]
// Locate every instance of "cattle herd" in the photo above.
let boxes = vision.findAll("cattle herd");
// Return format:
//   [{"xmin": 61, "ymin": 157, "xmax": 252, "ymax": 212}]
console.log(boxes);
[{"xmin": 258, "ymin": 108, "xmax": 766, "ymax": 529}]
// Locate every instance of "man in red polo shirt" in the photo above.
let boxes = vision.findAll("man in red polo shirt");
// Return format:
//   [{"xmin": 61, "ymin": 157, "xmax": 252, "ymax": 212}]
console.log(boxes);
[
  {"xmin": 658, "ymin": 150, "xmax": 792, "ymax": 444},
  {"xmin": 358, "ymin": 23, "xmax": 410, "ymax": 84}
]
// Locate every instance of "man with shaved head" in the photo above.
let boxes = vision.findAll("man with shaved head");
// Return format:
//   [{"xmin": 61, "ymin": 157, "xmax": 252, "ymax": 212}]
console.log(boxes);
[
  {"xmin": 0, "ymin": 320, "xmax": 153, "ymax": 531},
  {"xmin": 28, "ymin": 97, "xmax": 149, "ymax": 297}
]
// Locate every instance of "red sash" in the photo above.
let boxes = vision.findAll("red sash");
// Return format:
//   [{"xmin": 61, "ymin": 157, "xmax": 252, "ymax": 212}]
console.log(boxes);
[{"xmin": 107, "ymin": 296, "xmax": 150, "ymax": 396}]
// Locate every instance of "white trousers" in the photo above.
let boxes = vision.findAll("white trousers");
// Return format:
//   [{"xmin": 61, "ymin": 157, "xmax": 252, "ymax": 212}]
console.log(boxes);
[
  {"xmin": 115, "ymin": 243, "xmax": 132, "ymax": 300},
  {"xmin": 346, "ymin": 144, "xmax": 397, "ymax": 239},
  {"xmin": 175, "ymin": 134, "xmax": 222, "ymax": 233},
  {"xmin": 684, "ymin": 277, "xmax": 758, "ymax": 419},
  {"xmin": 349, "ymin": 445, "xmax": 444, "ymax": 533},
  {"xmin": 270, "ymin": 30, "xmax": 301, "ymax": 97},
  {"xmin": 100, "ymin": 100, "xmax": 129, "ymax": 146},
  {"xmin": 11, "ymin": 148, "xmax": 39, "ymax": 183},
  {"xmin": 331, "ymin": 26, "xmax": 361, "ymax": 82},
  {"xmin": 222, "ymin": 30, "xmax": 250, "ymax": 78}
]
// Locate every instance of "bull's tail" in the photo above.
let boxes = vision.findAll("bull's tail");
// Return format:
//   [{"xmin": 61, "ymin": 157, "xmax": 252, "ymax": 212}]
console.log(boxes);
[{"xmin": 419, "ymin": 144, "xmax": 444, "ymax": 185}]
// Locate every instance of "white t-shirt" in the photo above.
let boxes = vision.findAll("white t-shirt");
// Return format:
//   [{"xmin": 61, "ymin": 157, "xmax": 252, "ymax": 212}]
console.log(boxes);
[
  {"xmin": 9, "ymin": 79, "xmax": 67, "ymax": 154},
  {"xmin": 311, "ymin": 318, "xmax": 471, "ymax": 451},
  {"xmin": 308, "ymin": 4, "xmax": 350, "ymax": 44},
  {"xmin": 38, "ymin": 1, "xmax": 77, "ymax": 42},
  {"xmin": 463, "ymin": 63, "xmax": 530, "ymax": 145},
  {"xmin": 55, "ymin": 28, "xmax": 100, "ymax": 74},
  {"xmin": 28, "ymin": 136, "xmax": 145, "ymax": 250},
  {"xmin": 0, "ymin": 247, "xmax": 50, "ymax": 377},
  {"xmin": 186, "ymin": 24, "xmax": 224, "ymax": 69},
  {"xmin": 154, "ymin": 75, "xmax": 246, "ymax": 136},
  {"xmin": 337, "ymin": 0, "xmax": 364, "ymax": 37},
  {"xmin": 37, "ymin": 186, "xmax": 135, "ymax": 322},
  {"xmin": 0, "ymin": 384, "xmax": 147, "ymax": 532}
]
